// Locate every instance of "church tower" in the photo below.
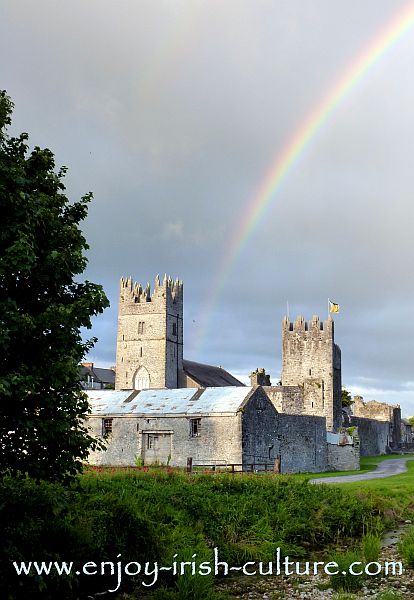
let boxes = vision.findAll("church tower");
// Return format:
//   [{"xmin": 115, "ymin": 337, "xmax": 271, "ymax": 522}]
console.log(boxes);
[
  {"xmin": 115, "ymin": 275, "xmax": 183, "ymax": 390},
  {"xmin": 281, "ymin": 315, "xmax": 342, "ymax": 431}
]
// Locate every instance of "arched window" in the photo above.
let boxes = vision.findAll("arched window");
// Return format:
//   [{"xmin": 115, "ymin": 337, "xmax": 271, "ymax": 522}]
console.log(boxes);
[{"xmin": 133, "ymin": 366, "xmax": 150, "ymax": 390}]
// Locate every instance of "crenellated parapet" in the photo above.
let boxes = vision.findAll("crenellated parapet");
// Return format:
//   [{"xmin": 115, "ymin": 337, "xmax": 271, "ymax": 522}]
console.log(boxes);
[
  {"xmin": 282, "ymin": 314, "xmax": 333, "ymax": 335},
  {"xmin": 120, "ymin": 274, "xmax": 183, "ymax": 305}
]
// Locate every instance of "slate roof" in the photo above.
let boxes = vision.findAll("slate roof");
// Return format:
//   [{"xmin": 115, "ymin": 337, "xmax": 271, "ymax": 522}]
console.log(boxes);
[
  {"xmin": 80, "ymin": 365, "xmax": 115, "ymax": 386},
  {"xmin": 182, "ymin": 359, "xmax": 244, "ymax": 387},
  {"xmin": 87, "ymin": 387, "xmax": 254, "ymax": 417}
]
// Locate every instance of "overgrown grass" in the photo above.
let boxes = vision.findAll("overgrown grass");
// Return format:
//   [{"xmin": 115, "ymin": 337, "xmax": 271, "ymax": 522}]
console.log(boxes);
[
  {"xmin": 398, "ymin": 526, "xmax": 414, "ymax": 568},
  {"xmin": 1, "ymin": 470, "xmax": 388, "ymax": 599}
]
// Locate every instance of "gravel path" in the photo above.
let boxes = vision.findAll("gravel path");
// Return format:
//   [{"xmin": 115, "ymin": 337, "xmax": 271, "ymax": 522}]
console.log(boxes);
[{"xmin": 310, "ymin": 457, "xmax": 414, "ymax": 484}]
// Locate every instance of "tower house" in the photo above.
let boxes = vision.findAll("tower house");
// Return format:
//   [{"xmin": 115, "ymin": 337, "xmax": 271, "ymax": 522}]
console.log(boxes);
[
  {"xmin": 281, "ymin": 315, "xmax": 342, "ymax": 431},
  {"xmin": 115, "ymin": 275, "xmax": 183, "ymax": 390}
]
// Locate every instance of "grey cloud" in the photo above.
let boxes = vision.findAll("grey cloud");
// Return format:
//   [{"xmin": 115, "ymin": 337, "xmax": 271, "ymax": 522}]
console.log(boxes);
[{"xmin": 1, "ymin": 0, "xmax": 413, "ymax": 414}]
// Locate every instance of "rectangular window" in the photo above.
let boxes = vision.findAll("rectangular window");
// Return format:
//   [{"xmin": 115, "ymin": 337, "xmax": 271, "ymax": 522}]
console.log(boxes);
[
  {"xmin": 172, "ymin": 322, "xmax": 177, "ymax": 336},
  {"xmin": 190, "ymin": 418, "xmax": 201, "ymax": 438},
  {"xmin": 138, "ymin": 321, "xmax": 145, "ymax": 334},
  {"xmin": 102, "ymin": 418, "xmax": 113, "ymax": 435}
]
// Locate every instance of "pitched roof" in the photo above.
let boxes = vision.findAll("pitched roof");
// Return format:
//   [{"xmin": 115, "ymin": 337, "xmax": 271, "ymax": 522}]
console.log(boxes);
[
  {"xmin": 80, "ymin": 365, "xmax": 115, "ymax": 385},
  {"xmin": 182, "ymin": 359, "xmax": 244, "ymax": 387},
  {"xmin": 87, "ymin": 386, "xmax": 254, "ymax": 417}
]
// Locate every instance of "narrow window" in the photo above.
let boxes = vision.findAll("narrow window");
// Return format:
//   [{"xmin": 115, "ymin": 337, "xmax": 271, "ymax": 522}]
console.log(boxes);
[
  {"xmin": 172, "ymin": 322, "xmax": 177, "ymax": 336},
  {"xmin": 190, "ymin": 418, "xmax": 201, "ymax": 438},
  {"xmin": 140, "ymin": 347, "xmax": 143, "ymax": 357},
  {"xmin": 138, "ymin": 322, "xmax": 145, "ymax": 335},
  {"xmin": 122, "ymin": 334, "xmax": 125, "ymax": 341},
  {"xmin": 309, "ymin": 369, "xmax": 312, "ymax": 376},
  {"xmin": 102, "ymin": 418, "xmax": 113, "ymax": 435}
]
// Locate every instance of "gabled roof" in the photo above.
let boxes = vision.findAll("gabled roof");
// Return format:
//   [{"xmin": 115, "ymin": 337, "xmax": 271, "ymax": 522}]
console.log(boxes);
[
  {"xmin": 80, "ymin": 365, "xmax": 115, "ymax": 385},
  {"xmin": 182, "ymin": 359, "xmax": 244, "ymax": 387},
  {"xmin": 87, "ymin": 386, "xmax": 254, "ymax": 417}
]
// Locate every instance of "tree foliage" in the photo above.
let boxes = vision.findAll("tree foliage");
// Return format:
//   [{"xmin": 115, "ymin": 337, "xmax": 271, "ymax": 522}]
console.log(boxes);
[
  {"xmin": 0, "ymin": 91, "xmax": 109, "ymax": 481},
  {"xmin": 341, "ymin": 387, "xmax": 353, "ymax": 407}
]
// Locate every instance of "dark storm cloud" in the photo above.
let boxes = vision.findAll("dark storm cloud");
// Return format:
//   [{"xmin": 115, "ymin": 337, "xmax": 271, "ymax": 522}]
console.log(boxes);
[{"xmin": 1, "ymin": 0, "xmax": 413, "ymax": 414}]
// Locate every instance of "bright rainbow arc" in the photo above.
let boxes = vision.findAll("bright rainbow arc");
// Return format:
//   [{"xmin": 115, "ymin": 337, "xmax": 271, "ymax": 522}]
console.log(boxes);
[{"xmin": 192, "ymin": 2, "xmax": 414, "ymax": 356}]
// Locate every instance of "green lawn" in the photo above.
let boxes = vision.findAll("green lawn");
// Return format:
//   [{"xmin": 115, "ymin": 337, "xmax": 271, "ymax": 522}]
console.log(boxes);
[
  {"xmin": 309, "ymin": 457, "xmax": 414, "ymax": 519},
  {"xmin": 307, "ymin": 454, "xmax": 414, "ymax": 480}
]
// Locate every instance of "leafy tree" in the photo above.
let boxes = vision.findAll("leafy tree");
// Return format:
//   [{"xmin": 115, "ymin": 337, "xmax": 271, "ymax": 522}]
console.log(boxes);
[
  {"xmin": 0, "ymin": 91, "xmax": 109, "ymax": 481},
  {"xmin": 341, "ymin": 387, "xmax": 353, "ymax": 407},
  {"xmin": 408, "ymin": 416, "xmax": 414, "ymax": 428}
]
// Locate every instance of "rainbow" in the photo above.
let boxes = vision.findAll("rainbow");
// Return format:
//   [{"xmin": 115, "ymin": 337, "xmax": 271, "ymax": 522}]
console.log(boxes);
[{"xmin": 192, "ymin": 2, "xmax": 414, "ymax": 355}]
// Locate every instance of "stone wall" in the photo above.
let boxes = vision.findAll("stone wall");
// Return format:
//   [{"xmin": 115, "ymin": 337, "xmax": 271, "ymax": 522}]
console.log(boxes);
[
  {"xmin": 277, "ymin": 414, "xmax": 327, "ymax": 473},
  {"xmin": 87, "ymin": 413, "xmax": 242, "ymax": 467},
  {"xmin": 352, "ymin": 397, "xmax": 401, "ymax": 447},
  {"xmin": 326, "ymin": 432, "xmax": 360, "ymax": 471},
  {"xmin": 350, "ymin": 416, "xmax": 390, "ymax": 456},
  {"xmin": 327, "ymin": 444, "xmax": 360, "ymax": 471},
  {"xmin": 263, "ymin": 386, "xmax": 304, "ymax": 414},
  {"xmin": 242, "ymin": 389, "xmax": 327, "ymax": 474}
]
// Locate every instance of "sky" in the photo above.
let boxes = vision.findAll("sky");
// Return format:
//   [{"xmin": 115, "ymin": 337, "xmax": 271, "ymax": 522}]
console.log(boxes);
[{"xmin": 1, "ymin": 0, "xmax": 414, "ymax": 415}]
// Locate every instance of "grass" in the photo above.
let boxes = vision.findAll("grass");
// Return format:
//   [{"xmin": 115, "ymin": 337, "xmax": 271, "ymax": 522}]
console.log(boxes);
[
  {"xmin": 398, "ymin": 526, "xmax": 414, "ymax": 568},
  {"xmin": 3, "ymin": 455, "xmax": 414, "ymax": 599},
  {"xmin": 1, "ymin": 470, "xmax": 386, "ymax": 599},
  {"xmin": 308, "ymin": 454, "xmax": 414, "ymax": 480}
]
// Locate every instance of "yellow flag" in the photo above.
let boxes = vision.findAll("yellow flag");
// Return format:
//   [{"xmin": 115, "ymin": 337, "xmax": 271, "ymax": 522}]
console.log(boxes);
[{"xmin": 329, "ymin": 301, "xmax": 340, "ymax": 313}]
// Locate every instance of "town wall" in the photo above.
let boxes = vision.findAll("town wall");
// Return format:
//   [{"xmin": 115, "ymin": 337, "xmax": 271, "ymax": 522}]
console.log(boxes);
[
  {"xmin": 352, "ymin": 396, "xmax": 401, "ymax": 448},
  {"xmin": 242, "ymin": 388, "xmax": 327, "ymax": 473},
  {"xmin": 349, "ymin": 416, "xmax": 390, "ymax": 456},
  {"xmin": 326, "ymin": 432, "xmax": 360, "ymax": 470}
]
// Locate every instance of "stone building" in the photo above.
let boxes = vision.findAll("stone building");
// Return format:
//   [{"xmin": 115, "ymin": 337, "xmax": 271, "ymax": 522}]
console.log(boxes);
[
  {"xmin": 86, "ymin": 386, "xmax": 357, "ymax": 473},
  {"xmin": 86, "ymin": 271, "xmax": 406, "ymax": 470},
  {"xmin": 80, "ymin": 363, "xmax": 115, "ymax": 390},
  {"xmin": 280, "ymin": 315, "xmax": 342, "ymax": 432},
  {"xmin": 115, "ymin": 275, "xmax": 243, "ymax": 391}
]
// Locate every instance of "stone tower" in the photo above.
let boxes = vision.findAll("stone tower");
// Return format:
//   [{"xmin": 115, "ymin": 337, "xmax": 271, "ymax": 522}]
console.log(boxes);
[
  {"xmin": 115, "ymin": 275, "xmax": 183, "ymax": 390},
  {"xmin": 281, "ymin": 315, "xmax": 342, "ymax": 431}
]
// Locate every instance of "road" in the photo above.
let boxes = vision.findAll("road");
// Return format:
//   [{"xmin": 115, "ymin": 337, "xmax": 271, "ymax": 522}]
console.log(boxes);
[{"xmin": 310, "ymin": 457, "xmax": 414, "ymax": 484}]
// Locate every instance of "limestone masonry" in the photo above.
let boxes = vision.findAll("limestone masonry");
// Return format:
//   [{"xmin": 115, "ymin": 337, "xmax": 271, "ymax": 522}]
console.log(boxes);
[{"xmin": 85, "ymin": 274, "xmax": 412, "ymax": 472}]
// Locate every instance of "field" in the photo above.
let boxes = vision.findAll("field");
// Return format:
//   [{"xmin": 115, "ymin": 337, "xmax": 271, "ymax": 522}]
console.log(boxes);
[{"xmin": 1, "ymin": 456, "xmax": 414, "ymax": 599}]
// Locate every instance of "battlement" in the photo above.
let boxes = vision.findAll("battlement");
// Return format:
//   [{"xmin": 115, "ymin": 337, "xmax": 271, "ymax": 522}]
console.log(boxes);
[
  {"xmin": 283, "ymin": 315, "xmax": 333, "ymax": 335},
  {"xmin": 120, "ymin": 274, "xmax": 183, "ymax": 304}
]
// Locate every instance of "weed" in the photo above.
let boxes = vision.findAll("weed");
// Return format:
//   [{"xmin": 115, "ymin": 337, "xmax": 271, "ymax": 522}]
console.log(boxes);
[
  {"xmin": 329, "ymin": 550, "xmax": 365, "ymax": 593},
  {"xmin": 362, "ymin": 533, "xmax": 381, "ymax": 563},
  {"xmin": 376, "ymin": 592, "xmax": 403, "ymax": 600}
]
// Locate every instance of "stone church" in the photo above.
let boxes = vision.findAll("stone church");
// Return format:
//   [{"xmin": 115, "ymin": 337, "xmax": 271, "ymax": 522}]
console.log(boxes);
[
  {"xmin": 85, "ymin": 273, "xmax": 408, "ymax": 471},
  {"xmin": 115, "ymin": 275, "xmax": 343, "ymax": 432},
  {"xmin": 115, "ymin": 275, "xmax": 243, "ymax": 391}
]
